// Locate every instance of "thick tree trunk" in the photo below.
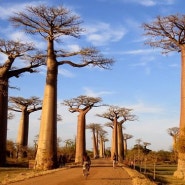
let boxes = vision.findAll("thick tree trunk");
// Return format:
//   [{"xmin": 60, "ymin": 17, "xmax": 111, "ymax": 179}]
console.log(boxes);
[
  {"xmin": 99, "ymin": 138, "xmax": 103, "ymax": 158},
  {"xmin": 0, "ymin": 78, "xmax": 8, "ymax": 166},
  {"xmin": 113, "ymin": 119, "xmax": 118, "ymax": 160},
  {"xmin": 111, "ymin": 128, "xmax": 114, "ymax": 159},
  {"xmin": 92, "ymin": 130, "xmax": 98, "ymax": 158},
  {"xmin": 174, "ymin": 48, "xmax": 185, "ymax": 179},
  {"xmin": 123, "ymin": 139, "xmax": 127, "ymax": 156},
  {"xmin": 16, "ymin": 109, "xmax": 29, "ymax": 146},
  {"xmin": 16, "ymin": 110, "xmax": 29, "ymax": 158},
  {"xmin": 35, "ymin": 40, "xmax": 58, "ymax": 170},
  {"xmin": 96, "ymin": 130, "xmax": 99, "ymax": 157},
  {"xmin": 117, "ymin": 124, "xmax": 124, "ymax": 162},
  {"xmin": 75, "ymin": 112, "xmax": 86, "ymax": 163}
]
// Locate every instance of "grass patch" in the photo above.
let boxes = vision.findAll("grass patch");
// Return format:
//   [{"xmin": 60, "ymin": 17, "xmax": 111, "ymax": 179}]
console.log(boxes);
[
  {"xmin": 0, "ymin": 168, "xmax": 34, "ymax": 184},
  {"xmin": 136, "ymin": 163, "xmax": 185, "ymax": 185}
]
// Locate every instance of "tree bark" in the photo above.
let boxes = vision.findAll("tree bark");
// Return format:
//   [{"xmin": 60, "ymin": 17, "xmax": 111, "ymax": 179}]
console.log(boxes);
[
  {"xmin": 111, "ymin": 128, "xmax": 114, "ymax": 159},
  {"xmin": 117, "ymin": 123, "xmax": 124, "ymax": 162},
  {"xmin": 35, "ymin": 40, "xmax": 58, "ymax": 170},
  {"xmin": 174, "ymin": 48, "xmax": 185, "ymax": 179},
  {"xmin": 75, "ymin": 112, "xmax": 86, "ymax": 163},
  {"xmin": 0, "ymin": 78, "xmax": 8, "ymax": 166},
  {"xmin": 16, "ymin": 109, "xmax": 29, "ymax": 146},
  {"xmin": 99, "ymin": 138, "xmax": 103, "ymax": 158},
  {"xmin": 92, "ymin": 130, "xmax": 98, "ymax": 158},
  {"xmin": 113, "ymin": 119, "xmax": 118, "ymax": 159}
]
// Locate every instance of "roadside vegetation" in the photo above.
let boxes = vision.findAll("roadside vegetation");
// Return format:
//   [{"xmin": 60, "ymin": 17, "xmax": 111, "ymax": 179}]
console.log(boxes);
[{"xmin": 125, "ymin": 146, "xmax": 185, "ymax": 185}]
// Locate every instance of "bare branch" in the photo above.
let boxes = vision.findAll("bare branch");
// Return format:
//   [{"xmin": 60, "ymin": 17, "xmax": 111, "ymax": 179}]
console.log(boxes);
[
  {"xmin": 9, "ymin": 5, "xmax": 84, "ymax": 40},
  {"xmin": 142, "ymin": 14, "xmax": 185, "ymax": 54}
]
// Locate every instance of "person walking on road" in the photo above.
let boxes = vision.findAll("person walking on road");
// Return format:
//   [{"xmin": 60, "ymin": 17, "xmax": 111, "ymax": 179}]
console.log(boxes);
[
  {"xmin": 113, "ymin": 153, "xmax": 117, "ymax": 168},
  {"xmin": 82, "ymin": 152, "xmax": 91, "ymax": 174}
]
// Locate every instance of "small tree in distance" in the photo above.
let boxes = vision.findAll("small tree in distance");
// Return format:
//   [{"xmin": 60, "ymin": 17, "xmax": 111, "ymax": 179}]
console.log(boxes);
[
  {"xmin": 167, "ymin": 127, "xmax": 179, "ymax": 162},
  {"xmin": 9, "ymin": 96, "xmax": 42, "ymax": 158},
  {"xmin": 63, "ymin": 95, "xmax": 102, "ymax": 163},
  {"xmin": 97, "ymin": 105, "xmax": 136, "ymax": 162},
  {"xmin": 86, "ymin": 123, "xmax": 101, "ymax": 159}
]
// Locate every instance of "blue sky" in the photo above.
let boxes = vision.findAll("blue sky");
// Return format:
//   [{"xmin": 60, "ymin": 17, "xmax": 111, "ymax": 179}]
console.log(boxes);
[{"xmin": 1, "ymin": 0, "xmax": 183, "ymax": 151}]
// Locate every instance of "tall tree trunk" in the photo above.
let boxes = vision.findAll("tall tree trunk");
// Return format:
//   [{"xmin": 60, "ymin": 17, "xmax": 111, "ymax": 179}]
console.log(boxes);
[
  {"xmin": 96, "ymin": 130, "xmax": 99, "ymax": 157},
  {"xmin": 113, "ymin": 119, "xmax": 118, "ymax": 159},
  {"xmin": 35, "ymin": 40, "xmax": 58, "ymax": 170},
  {"xmin": 16, "ymin": 110, "xmax": 29, "ymax": 158},
  {"xmin": 92, "ymin": 130, "xmax": 98, "ymax": 158},
  {"xmin": 117, "ymin": 123, "xmax": 124, "ymax": 162},
  {"xmin": 0, "ymin": 78, "xmax": 8, "ymax": 166},
  {"xmin": 123, "ymin": 139, "xmax": 127, "ymax": 157},
  {"xmin": 174, "ymin": 48, "xmax": 185, "ymax": 179},
  {"xmin": 111, "ymin": 128, "xmax": 114, "ymax": 159},
  {"xmin": 99, "ymin": 138, "xmax": 103, "ymax": 158},
  {"xmin": 75, "ymin": 112, "xmax": 86, "ymax": 163},
  {"xmin": 17, "ymin": 109, "xmax": 29, "ymax": 146},
  {"xmin": 103, "ymin": 141, "xmax": 106, "ymax": 157}
]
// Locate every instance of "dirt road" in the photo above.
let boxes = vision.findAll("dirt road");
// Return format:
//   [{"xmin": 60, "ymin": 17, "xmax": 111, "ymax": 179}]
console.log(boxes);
[{"xmin": 10, "ymin": 159, "xmax": 133, "ymax": 185}]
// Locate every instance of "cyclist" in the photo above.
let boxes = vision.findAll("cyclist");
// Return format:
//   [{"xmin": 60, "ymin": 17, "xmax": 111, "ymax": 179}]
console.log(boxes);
[{"xmin": 82, "ymin": 152, "xmax": 91, "ymax": 174}]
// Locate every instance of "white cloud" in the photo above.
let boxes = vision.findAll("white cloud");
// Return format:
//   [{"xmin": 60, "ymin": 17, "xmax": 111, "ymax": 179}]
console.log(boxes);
[
  {"xmin": 83, "ymin": 87, "xmax": 115, "ymax": 97},
  {"xmin": 66, "ymin": 44, "xmax": 81, "ymax": 52},
  {"xmin": 0, "ymin": 1, "xmax": 43, "ymax": 20},
  {"xmin": 139, "ymin": 0, "xmax": 156, "ymax": 6},
  {"xmin": 121, "ymin": 49, "xmax": 156, "ymax": 55},
  {"xmin": 84, "ymin": 22, "xmax": 127, "ymax": 46},
  {"xmin": 119, "ymin": 0, "xmax": 175, "ymax": 6},
  {"xmin": 126, "ymin": 101, "xmax": 164, "ymax": 114},
  {"xmin": 58, "ymin": 68, "xmax": 75, "ymax": 78}
]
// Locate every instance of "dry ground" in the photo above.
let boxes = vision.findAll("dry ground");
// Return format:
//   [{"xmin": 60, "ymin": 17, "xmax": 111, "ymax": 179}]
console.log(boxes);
[{"xmin": 0, "ymin": 158, "xmax": 157, "ymax": 185}]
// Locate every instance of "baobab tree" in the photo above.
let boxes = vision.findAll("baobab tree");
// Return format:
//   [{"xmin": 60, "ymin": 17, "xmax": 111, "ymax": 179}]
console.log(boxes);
[
  {"xmin": 9, "ymin": 96, "xmax": 42, "ymax": 157},
  {"xmin": 143, "ymin": 14, "xmax": 185, "ymax": 179},
  {"xmin": 86, "ymin": 123, "xmax": 101, "ymax": 158},
  {"xmin": 167, "ymin": 127, "xmax": 179, "ymax": 161},
  {"xmin": 123, "ymin": 133, "xmax": 133, "ymax": 156},
  {"xmin": 0, "ymin": 39, "xmax": 43, "ymax": 166},
  {"xmin": 99, "ymin": 129, "xmax": 108, "ymax": 158},
  {"xmin": 10, "ymin": 5, "xmax": 114, "ymax": 170},
  {"xmin": 104, "ymin": 122, "xmax": 114, "ymax": 158},
  {"xmin": 63, "ymin": 95, "xmax": 102, "ymax": 163},
  {"xmin": 97, "ymin": 106, "xmax": 136, "ymax": 162},
  {"xmin": 167, "ymin": 127, "xmax": 179, "ymax": 150}
]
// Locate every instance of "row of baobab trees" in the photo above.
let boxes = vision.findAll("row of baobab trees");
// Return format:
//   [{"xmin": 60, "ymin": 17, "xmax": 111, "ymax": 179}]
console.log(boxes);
[
  {"xmin": 0, "ymin": 3, "xmax": 114, "ymax": 170},
  {"xmin": 8, "ymin": 95, "xmax": 136, "ymax": 164},
  {"xmin": 0, "ymin": 3, "xmax": 185, "ymax": 179}
]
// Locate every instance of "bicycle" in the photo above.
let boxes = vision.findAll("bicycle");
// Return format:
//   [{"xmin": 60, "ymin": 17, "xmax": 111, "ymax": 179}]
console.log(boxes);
[{"xmin": 82, "ymin": 162, "xmax": 90, "ymax": 179}]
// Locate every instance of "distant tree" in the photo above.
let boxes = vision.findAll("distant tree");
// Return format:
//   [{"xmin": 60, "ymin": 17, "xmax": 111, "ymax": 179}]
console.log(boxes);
[
  {"xmin": 143, "ymin": 142, "xmax": 151, "ymax": 155},
  {"xmin": 123, "ymin": 133, "xmax": 133, "ymax": 155},
  {"xmin": 97, "ymin": 106, "xmax": 136, "ymax": 162},
  {"xmin": 10, "ymin": 4, "xmax": 114, "ymax": 170},
  {"xmin": 104, "ymin": 122, "xmax": 114, "ymax": 158},
  {"xmin": 9, "ymin": 96, "xmax": 42, "ymax": 158},
  {"xmin": 135, "ymin": 138, "xmax": 142, "ymax": 161},
  {"xmin": 7, "ymin": 112, "xmax": 14, "ymax": 120},
  {"xmin": 86, "ymin": 123, "xmax": 101, "ymax": 158},
  {"xmin": 99, "ymin": 129, "xmax": 107, "ymax": 158},
  {"xmin": 0, "ymin": 39, "xmax": 43, "ymax": 166},
  {"xmin": 143, "ymin": 14, "xmax": 185, "ymax": 179},
  {"xmin": 6, "ymin": 140, "xmax": 16, "ymax": 158},
  {"xmin": 167, "ymin": 127, "xmax": 179, "ymax": 161},
  {"xmin": 63, "ymin": 95, "xmax": 102, "ymax": 163},
  {"xmin": 167, "ymin": 127, "xmax": 179, "ymax": 150},
  {"xmin": 9, "ymin": 96, "xmax": 42, "ymax": 146}
]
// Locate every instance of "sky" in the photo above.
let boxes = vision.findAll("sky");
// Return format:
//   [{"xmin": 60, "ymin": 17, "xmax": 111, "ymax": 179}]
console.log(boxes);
[{"xmin": 1, "ymin": 0, "xmax": 184, "ymax": 152}]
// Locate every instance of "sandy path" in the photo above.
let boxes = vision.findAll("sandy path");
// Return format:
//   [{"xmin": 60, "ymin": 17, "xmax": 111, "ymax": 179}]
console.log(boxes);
[{"xmin": 10, "ymin": 159, "xmax": 133, "ymax": 185}]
